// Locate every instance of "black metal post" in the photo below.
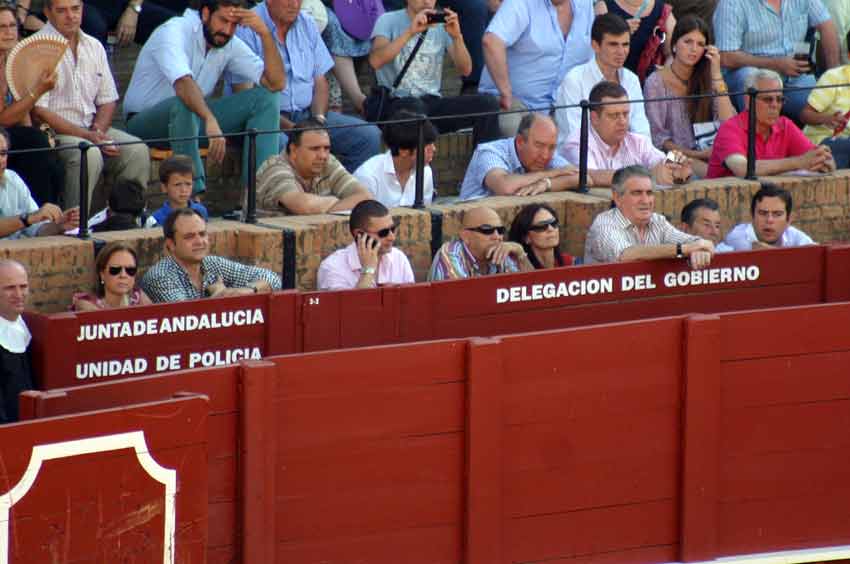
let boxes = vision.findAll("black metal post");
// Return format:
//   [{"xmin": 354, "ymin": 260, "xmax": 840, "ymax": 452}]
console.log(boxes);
[
  {"xmin": 77, "ymin": 141, "xmax": 91, "ymax": 239},
  {"xmin": 245, "ymin": 128, "xmax": 258, "ymax": 224},
  {"xmin": 282, "ymin": 227, "xmax": 296, "ymax": 289},
  {"xmin": 413, "ymin": 117, "xmax": 425, "ymax": 209},
  {"xmin": 578, "ymin": 99, "xmax": 590, "ymax": 193},
  {"xmin": 746, "ymin": 87, "xmax": 758, "ymax": 180}
]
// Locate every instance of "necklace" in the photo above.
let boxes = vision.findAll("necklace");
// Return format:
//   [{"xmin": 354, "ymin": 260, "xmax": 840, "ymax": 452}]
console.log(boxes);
[{"xmin": 669, "ymin": 62, "xmax": 690, "ymax": 86}]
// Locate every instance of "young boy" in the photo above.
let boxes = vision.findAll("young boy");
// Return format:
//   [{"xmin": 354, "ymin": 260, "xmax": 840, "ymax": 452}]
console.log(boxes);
[{"xmin": 147, "ymin": 155, "xmax": 209, "ymax": 227}]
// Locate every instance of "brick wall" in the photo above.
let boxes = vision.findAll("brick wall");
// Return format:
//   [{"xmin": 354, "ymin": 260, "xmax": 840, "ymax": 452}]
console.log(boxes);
[{"xmin": 12, "ymin": 172, "xmax": 850, "ymax": 312}]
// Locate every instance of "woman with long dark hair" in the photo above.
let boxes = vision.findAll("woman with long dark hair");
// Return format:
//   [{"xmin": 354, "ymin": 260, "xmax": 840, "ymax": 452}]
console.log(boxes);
[
  {"xmin": 508, "ymin": 203, "xmax": 565, "ymax": 270},
  {"xmin": 643, "ymin": 14, "xmax": 736, "ymax": 178}
]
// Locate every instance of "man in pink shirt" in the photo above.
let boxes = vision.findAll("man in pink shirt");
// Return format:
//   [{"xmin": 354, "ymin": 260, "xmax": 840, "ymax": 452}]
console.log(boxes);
[
  {"xmin": 561, "ymin": 81, "xmax": 692, "ymax": 187},
  {"xmin": 707, "ymin": 69, "xmax": 836, "ymax": 178},
  {"xmin": 317, "ymin": 200, "xmax": 415, "ymax": 290}
]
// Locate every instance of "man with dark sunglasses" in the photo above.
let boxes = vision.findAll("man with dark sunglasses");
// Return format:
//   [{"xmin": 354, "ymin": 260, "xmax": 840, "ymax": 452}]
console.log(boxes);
[
  {"xmin": 317, "ymin": 200, "xmax": 415, "ymax": 290},
  {"xmin": 428, "ymin": 206, "xmax": 533, "ymax": 280},
  {"xmin": 707, "ymin": 69, "xmax": 836, "ymax": 178}
]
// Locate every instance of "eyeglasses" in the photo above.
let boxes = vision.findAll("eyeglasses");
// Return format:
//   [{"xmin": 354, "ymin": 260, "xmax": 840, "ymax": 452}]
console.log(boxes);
[
  {"xmin": 465, "ymin": 224, "xmax": 506, "ymax": 235},
  {"xmin": 108, "ymin": 266, "xmax": 138, "ymax": 276},
  {"xmin": 757, "ymin": 95, "xmax": 785, "ymax": 105},
  {"xmin": 528, "ymin": 218, "xmax": 559, "ymax": 232},
  {"xmin": 369, "ymin": 224, "xmax": 397, "ymax": 238}
]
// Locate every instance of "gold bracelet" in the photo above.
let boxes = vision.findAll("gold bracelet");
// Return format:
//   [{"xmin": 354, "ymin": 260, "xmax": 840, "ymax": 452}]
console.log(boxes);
[{"xmin": 713, "ymin": 82, "xmax": 728, "ymax": 95}]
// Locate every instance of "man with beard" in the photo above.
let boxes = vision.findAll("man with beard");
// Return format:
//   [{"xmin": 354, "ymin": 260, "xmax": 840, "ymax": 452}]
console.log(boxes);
[
  {"xmin": 123, "ymin": 0, "xmax": 285, "ymax": 195},
  {"xmin": 317, "ymin": 200, "xmax": 415, "ymax": 290},
  {"xmin": 141, "ymin": 207, "xmax": 282, "ymax": 302}
]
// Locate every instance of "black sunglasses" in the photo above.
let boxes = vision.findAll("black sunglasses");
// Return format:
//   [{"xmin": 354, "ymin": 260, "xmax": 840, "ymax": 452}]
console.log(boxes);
[
  {"xmin": 466, "ymin": 224, "xmax": 506, "ymax": 235},
  {"xmin": 108, "ymin": 266, "xmax": 138, "ymax": 276},
  {"xmin": 374, "ymin": 224, "xmax": 398, "ymax": 238},
  {"xmin": 528, "ymin": 218, "xmax": 559, "ymax": 232}
]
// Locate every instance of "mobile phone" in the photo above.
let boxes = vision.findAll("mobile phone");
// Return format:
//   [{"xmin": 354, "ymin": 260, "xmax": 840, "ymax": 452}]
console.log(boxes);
[{"xmin": 427, "ymin": 10, "xmax": 447, "ymax": 23}]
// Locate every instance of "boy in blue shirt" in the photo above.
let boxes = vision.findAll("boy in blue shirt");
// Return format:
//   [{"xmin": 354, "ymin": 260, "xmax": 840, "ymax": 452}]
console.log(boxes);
[{"xmin": 147, "ymin": 155, "xmax": 209, "ymax": 227}]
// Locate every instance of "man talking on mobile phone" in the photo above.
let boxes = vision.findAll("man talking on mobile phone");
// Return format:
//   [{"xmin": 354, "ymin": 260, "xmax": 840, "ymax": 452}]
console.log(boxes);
[{"xmin": 317, "ymin": 200, "xmax": 416, "ymax": 290}]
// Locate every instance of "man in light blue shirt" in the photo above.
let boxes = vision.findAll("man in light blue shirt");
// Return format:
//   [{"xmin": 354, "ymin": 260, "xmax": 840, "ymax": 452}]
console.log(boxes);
[
  {"xmin": 369, "ymin": 0, "xmax": 501, "ymax": 144},
  {"xmin": 479, "ymin": 0, "xmax": 596, "ymax": 135},
  {"xmin": 714, "ymin": 0, "xmax": 840, "ymax": 122},
  {"xmin": 722, "ymin": 183, "xmax": 814, "ymax": 251},
  {"xmin": 123, "ymin": 0, "xmax": 285, "ymax": 194},
  {"xmin": 554, "ymin": 13, "xmax": 649, "ymax": 146},
  {"xmin": 232, "ymin": 0, "xmax": 381, "ymax": 173},
  {"xmin": 459, "ymin": 113, "xmax": 579, "ymax": 200}
]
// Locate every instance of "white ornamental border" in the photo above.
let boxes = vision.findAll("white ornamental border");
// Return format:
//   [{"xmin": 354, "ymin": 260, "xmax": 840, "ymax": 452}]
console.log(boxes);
[{"xmin": 0, "ymin": 431, "xmax": 176, "ymax": 564}]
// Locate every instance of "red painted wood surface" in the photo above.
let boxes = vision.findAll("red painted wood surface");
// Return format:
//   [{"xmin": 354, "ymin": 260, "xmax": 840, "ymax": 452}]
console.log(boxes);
[{"xmin": 0, "ymin": 395, "xmax": 208, "ymax": 563}]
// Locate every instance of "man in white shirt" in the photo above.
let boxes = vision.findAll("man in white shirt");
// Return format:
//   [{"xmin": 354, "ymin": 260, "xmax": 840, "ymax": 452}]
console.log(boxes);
[
  {"xmin": 32, "ymin": 0, "xmax": 150, "ymax": 212},
  {"xmin": 722, "ymin": 183, "xmax": 815, "ymax": 251},
  {"xmin": 123, "ymin": 0, "xmax": 285, "ymax": 194},
  {"xmin": 354, "ymin": 112, "xmax": 437, "ymax": 208},
  {"xmin": 554, "ymin": 13, "xmax": 650, "ymax": 145}
]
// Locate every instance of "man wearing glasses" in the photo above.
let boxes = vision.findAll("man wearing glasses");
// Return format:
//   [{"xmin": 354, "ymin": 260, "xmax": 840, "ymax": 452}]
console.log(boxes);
[
  {"xmin": 706, "ymin": 69, "xmax": 836, "ymax": 178},
  {"xmin": 428, "ymin": 206, "xmax": 533, "ymax": 280},
  {"xmin": 317, "ymin": 200, "xmax": 415, "ymax": 290}
]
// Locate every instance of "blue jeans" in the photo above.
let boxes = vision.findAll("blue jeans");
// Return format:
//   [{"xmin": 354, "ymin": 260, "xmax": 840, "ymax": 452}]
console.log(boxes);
[
  {"xmin": 127, "ymin": 87, "xmax": 280, "ymax": 193},
  {"xmin": 822, "ymin": 136, "xmax": 850, "ymax": 169},
  {"xmin": 280, "ymin": 110, "xmax": 381, "ymax": 173},
  {"xmin": 724, "ymin": 66, "xmax": 816, "ymax": 123}
]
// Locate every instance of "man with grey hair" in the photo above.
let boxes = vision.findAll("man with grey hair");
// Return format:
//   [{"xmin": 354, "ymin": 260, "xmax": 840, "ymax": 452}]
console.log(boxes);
[
  {"xmin": 0, "ymin": 260, "xmax": 35, "ymax": 423},
  {"xmin": 584, "ymin": 165, "xmax": 715, "ymax": 265},
  {"xmin": 706, "ymin": 69, "xmax": 836, "ymax": 178},
  {"xmin": 459, "ymin": 113, "xmax": 579, "ymax": 200}
]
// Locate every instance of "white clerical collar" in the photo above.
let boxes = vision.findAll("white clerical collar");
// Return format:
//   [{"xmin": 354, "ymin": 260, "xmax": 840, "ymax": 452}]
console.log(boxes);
[{"xmin": 0, "ymin": 315, "xmax": 31, "ymax": 353}]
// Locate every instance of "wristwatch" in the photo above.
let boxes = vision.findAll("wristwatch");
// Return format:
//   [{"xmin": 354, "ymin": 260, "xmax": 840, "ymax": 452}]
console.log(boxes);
[
  {"xmin": 361, "ymin": 266, "xmax": 376, "ymax": 275},
  {"xmin": 675, "ymin": 242, "xmax": 684, "ymax": 259},
  {"xmin": 129, "ymin": 0, "xmax": 142, "ymax": 13},
  {"xmin": 19, "ymin": 213, "xmax": 29, "ymax": 227}
]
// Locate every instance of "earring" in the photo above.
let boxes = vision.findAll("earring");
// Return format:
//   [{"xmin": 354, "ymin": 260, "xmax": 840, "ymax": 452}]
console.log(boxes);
[{"xmin": 99, "ymin": 278, "xmax": 104, "ymax": 285}]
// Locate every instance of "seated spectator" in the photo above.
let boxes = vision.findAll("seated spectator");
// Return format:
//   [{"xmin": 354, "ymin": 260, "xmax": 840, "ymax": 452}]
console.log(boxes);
[
  {"xmin": 679, "ymin": 197, "xmax": 732, "ymax": 251},
  {"xmin": 459, "ymin": 113, "xmax": 579, "ymax": 200},
  {"xmin": 71, "ymin": 242, "xmax": 153, "ymax": 311},
  {"xmin": 255, "ymin": 118, "xmax": 371, "ymax": 215},
  {"xmin": 561, "ymin": 81, "xmax": 693, "ymax": 186},
  {"xmin": 81, "ymin": 0, "xmax": 182, "ymax": 46},
  {"xmin": 0, "ymin": 4, "xmax": 64, "ymax": 206},
  {"xmin": 321, "ymin": 4, "xmax": 373, "ymax": 113},
  {"xmin": 722, "ymin": 183, "xmax": 814, "ymax": 251},
  {"xmin": 428, "ymin": 205, "xmax": 533, "ymax": 280},
  {"xmin": 233, "ymin": 0, "xmax": 381, "ymax": 173},
  {"xmin": 317, "ymin": 199, "xmax": 415, "ymax": 289},
  {"xmin": 0, "ymin": 128, "xmax": 78, "ymax": 238},
  {"xmin": 706, "ymin": 69, "xmax": 837, "ymax": 178},
  {"xmin": 141, "ymin": 208, "xmax": 282, "ymax": 302},
  {"xmin": 713, "ymin": 0, "xmax": 840, "ymax": 122},
  {"xmin": 354, "ymin": 111, "xmax": 437, "ymax": 207},
  {"xmin": 0, "ymin": 260, "xmax": 34, "ymax": 424},
  {"xmin": 91, "ymin": 178, "xmax": 147, "ymax": 232},
  {"xmin": 480, "ymin": 0, "xmax": 596, "ymax": 136},
  {"xmin": 369, "ymin": 0, "xmax": 500, "ymax": 144},
  {"xmin": 147, "ymin": 155, "xmax": 209, "ymax": 227},
  {"xmin": 822, "ymin": 0, "xmax": 850, "ymax": 66},
  {"xmin": 605, "ymin": 0, "xmax": 675, "ymax": 82},
  {"xmin": 555, "ymin": 13, "xmax": 650, "ymax": 145},
  {"xmin": 800, "ymin": 31, "xmax": 850, "ymax": 169},
  {"xmin": 584, "ymin": 165, "xmax": 714, "ymax": 265},
  {"xmin": 643, "ymin": 15, "xmax": 736, "ymax": 179},
  {"xmin": 32, "ymin": 0, "xmax": 150, "ymax": 212},
  {"xmin": 123, "ymin": 0, "xmax": 285, "ymax": 195},
  {"xmin": 508, "ymin": 202, "xmax": 566, "ymax": 269}
]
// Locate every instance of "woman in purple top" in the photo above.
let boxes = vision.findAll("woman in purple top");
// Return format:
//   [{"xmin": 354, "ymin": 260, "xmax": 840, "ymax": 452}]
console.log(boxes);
[{"xmin": 643, "ymin": 15, "xmax": 736, "ymax": 178}]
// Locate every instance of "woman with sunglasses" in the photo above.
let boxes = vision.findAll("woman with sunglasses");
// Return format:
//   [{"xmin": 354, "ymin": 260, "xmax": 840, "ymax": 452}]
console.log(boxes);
[
  {"xmin": 72, "ymin": 242, "xmax": 152, "ymax": 311},
  {"xmin": 508, "ymin": 203, "xmax": 566, "ymax": 270},
  {"xmin": 0, "ymin": 3, "xmax": 64, "ymax": 205},
  {"xmin": 643, "ymin": 15, "xmax": 736, "ymax": 178}
]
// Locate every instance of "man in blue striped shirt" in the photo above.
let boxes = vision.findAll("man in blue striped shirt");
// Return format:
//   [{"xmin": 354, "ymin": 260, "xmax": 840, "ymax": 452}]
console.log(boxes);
[{"xmin": 713, "ymin": 0, "xmax": 840, "ymax": 122}]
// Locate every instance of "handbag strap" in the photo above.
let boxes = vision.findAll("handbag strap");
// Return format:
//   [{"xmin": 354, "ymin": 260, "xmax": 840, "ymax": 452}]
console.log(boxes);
[
  {"xmin": 392, "ymin": 29, "xmax": 428, "ymax": 89},
  {"xmin": 633, "ymin": 0, "xmax": 652, "ymax": 19}
]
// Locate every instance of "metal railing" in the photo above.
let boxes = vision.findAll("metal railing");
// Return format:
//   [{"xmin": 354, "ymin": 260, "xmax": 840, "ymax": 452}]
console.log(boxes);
[{"xmin": 8, "ymin": 80, "xmax": 849, "ymax": 239}]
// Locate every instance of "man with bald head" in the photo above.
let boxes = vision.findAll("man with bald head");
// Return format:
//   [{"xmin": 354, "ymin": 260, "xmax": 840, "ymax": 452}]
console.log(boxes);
[
  {"xmin": 459, "ymin": 113, "xmax": 579, "ymax": 201},
  {"xmin": 0, "ymin": 260, "xmax": 34, "ymax": 423},
  {"xmin": 429, "ymin": 206, "xmax": 533, "ymax": 280}
]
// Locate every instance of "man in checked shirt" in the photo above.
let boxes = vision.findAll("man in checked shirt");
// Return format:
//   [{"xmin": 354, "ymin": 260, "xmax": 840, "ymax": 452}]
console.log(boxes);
[
  {"xmin": 583, "ymin": 165, "xmax": 715, "ymax": 266},
  {"xmin": 141, "ymin": 207, "xmax": 282, "ymax": 302}
]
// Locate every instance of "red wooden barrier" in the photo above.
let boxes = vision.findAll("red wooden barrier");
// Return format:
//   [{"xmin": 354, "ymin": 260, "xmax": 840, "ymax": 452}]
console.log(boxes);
[{"xmin": 0, "ymin": 394, "xmax": 209, "ymax": 563}]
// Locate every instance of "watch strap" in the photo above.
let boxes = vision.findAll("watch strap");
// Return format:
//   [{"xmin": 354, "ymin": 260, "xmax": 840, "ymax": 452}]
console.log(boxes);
[{"xmin": 675, "ymin": 242, "xmax": 684, "ymax": 258}]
